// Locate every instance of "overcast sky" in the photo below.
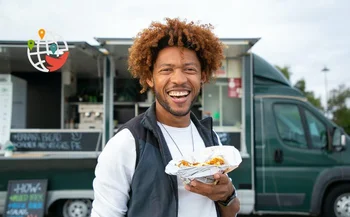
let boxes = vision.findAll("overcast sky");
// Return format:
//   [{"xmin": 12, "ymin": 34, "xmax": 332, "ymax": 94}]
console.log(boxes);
[{"xmin": 0, "ymin": 0, "xmax": 349, "ymax": 107}]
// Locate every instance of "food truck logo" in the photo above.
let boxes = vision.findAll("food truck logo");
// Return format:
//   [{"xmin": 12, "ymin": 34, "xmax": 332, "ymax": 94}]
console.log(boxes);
[{"xmin": 27, "ymin": 29, "xmax": 69, "ymax": 72}]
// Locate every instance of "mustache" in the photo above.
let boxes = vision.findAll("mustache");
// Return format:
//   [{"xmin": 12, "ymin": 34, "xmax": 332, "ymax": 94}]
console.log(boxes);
[{"xmin": 166, "ymin": 84, "xmax": 191, "ymax": 90}]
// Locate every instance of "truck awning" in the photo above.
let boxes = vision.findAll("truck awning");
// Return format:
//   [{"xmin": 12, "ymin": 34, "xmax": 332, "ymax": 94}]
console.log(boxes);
[
  {"xmin": 94, "ymin": 37, "xmax": 260, "ymax": 78},
  {"xmin": 219, "ymin": 38, "xmax": 260, "ymax": 58},
  {"xmin": 0, "ymin": 40, "xmax": 104, "ymax": 77}
]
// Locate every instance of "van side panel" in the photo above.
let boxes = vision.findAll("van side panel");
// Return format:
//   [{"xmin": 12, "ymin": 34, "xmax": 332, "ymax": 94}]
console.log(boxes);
[{"xmin": 254, "ymin": 97, "xmax": 343, "ymax": 213}]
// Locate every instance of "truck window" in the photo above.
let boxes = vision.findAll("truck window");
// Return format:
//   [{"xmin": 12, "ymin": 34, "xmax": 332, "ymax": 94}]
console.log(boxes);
[
  {"xmin": 273, "ymin": 104, "xmax": 308, "ymax": 148},
  {"xmin": 304, "ymin": 109, "xmax": 327, "ymax": 148}
]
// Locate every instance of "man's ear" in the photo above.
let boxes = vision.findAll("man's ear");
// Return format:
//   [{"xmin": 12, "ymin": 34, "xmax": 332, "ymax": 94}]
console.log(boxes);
[
  {"xmin": 146, "ymin": 78, "xmax": 154, "ymax": 88},
  {"xmin": 201, "ymin": 72, "xmax": 208, "ymax": 84}
]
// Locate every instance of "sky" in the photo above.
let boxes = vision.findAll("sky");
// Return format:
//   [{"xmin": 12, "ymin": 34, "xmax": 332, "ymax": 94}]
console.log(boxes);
[{"xmin": 0, "ymin": 0, "xmax": 349, "ymax": 107}]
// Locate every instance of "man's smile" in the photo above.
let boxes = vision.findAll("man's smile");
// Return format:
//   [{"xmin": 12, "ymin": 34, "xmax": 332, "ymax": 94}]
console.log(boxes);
[{"xmin": 167, "ymin": 90, "xmax": 191, "ymax": 104}]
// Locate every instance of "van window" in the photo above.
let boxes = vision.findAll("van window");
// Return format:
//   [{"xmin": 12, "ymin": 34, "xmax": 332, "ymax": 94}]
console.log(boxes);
[
  {"xmin": 304, "ymin": 110, "xmax": 327, "ymax": 148},
  {"xmin": 273, "ymin": 104, "xmax": 308, "ymax": 148}
]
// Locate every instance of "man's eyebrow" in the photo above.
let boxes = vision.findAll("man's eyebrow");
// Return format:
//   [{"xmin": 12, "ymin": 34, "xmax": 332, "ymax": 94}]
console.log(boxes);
[
  {"xmin": 184, "ymin": 62, "xmax": 199, "ymax": 67},
  {"xmin": 158, "ymin": 63, "xmax": 175, "ymax": 67},
  {"xmin": 157, "ymin": 62, "xmax": 199, "ymax": 68}
]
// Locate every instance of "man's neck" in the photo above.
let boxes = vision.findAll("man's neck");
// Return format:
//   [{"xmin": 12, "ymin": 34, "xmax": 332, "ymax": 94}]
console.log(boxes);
[{"xmin": 155, "ymin": 102, "xmax": 191, "ymax": 128}]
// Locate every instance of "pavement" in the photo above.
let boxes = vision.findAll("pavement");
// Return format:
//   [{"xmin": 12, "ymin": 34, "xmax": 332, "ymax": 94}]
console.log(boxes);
[
  {"xmin": 1, "ymin": 214, "xmax": 307, "ymax": 217},
  {"xmin": 239, "ymin": 215, "xmax": 306, "ymax": 217}
]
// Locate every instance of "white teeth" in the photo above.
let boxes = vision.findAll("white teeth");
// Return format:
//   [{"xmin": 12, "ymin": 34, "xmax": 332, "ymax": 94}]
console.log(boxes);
[{"xmin": 168, "ymin": 91, "xmax": 189, "ymax": 97}]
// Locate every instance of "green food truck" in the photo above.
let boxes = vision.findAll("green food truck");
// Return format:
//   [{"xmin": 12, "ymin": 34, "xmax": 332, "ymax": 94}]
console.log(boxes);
[{"xmin": 0, "ymin": 38, "xmax": 349, "ymax": 217}]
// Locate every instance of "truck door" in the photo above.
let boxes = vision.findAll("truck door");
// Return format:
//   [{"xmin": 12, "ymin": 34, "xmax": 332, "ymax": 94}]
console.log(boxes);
[{"xmin": 255, "ymin": 97, "xmax": 338, "ymax": 213}]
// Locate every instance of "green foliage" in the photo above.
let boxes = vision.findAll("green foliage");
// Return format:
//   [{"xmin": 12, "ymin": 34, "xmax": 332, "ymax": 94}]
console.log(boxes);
[
  {"xmin": 294, "ymin": 79, "xmax": 323, "ymax": 111},
  {"xmin": 275, "ymin": 64, "xmax": 350, "ymax": 134},
  {"xmin": 328, "ymin": 84, "xmax": 350, "ymax": 134},
  {"xmin": 275, "ymin": 65, "xmax": 323, "ymax": 111},
  {"xmin": 294, "ymin": 79, "xmax": 306, "ymax": 92},
  {"xmin": 275, "ymin": 65, "xmax": 291, "ymax": 81}
]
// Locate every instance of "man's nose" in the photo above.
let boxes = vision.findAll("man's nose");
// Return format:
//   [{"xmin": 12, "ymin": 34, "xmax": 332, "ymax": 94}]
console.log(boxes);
[{"xmin": 171, "ymin": 69, "xmax": 187, "ymax": 84}]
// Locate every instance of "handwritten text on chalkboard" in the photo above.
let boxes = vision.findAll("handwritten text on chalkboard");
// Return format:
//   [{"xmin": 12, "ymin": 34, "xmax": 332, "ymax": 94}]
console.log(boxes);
[
  {"xmin": 11, "ymin": 133, "xmax": 82, "ymax": 151},
  {"xmin": 9, "ymin": 131, "xmax": 102, "ymax": 152},
  {"xmin": 5, "ymin": 180, "xmax": 48, "ymax": 217}
]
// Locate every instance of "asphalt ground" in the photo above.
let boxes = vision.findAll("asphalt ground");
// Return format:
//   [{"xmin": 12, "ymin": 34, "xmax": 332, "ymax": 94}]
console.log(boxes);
[
  {"xmin": 240, "ymin": 215, "xmax": 305, "ymax": 217},
  {"xmin": 0, "ymin": 214, "xmax": 309, "ymax": 217},
  {"xmin": 0, "ymin": 214, "xmax": 308, "ymax": 217}
]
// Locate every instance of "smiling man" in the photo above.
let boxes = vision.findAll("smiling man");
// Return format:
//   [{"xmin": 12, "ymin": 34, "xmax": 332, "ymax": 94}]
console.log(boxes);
[
  {"xmin": 150, "ymin": 46, "xmax": 202, "ymax": 123},
  {"xmin": 91, "ymin": 18, "xmax": 240, "ymax": 217}
]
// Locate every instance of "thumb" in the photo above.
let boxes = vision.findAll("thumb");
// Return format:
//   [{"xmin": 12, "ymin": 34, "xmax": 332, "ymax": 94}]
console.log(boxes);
[
  {"xmin": 214, "ymin": 173, "xmax": 221, "ymax": 180},
  {"xmin": 214, "ymin": 172, "xmax": 230, "ymax": 185}
]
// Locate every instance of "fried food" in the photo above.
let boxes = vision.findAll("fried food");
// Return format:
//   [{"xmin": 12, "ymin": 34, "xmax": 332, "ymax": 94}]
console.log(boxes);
[
  {"xmin": 177, "ymin": 156, "xmax": 225, "ymax": 167},
  {"xmin": 178, "ymin": 160, "xmax": 192, "ymax": 167},
  {"xmin": 204, "ymin": 156, "xmax": 225, "ymax": 166}
]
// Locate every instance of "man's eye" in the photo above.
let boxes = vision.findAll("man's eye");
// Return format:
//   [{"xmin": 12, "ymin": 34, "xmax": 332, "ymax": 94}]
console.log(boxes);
[
  {"xmin": 185, "ymin": 68, "xmax": 197, "ymax": 72},
  {"xmin": 161, "ymin": 68, "xmax": 172, "ymax": 72}
]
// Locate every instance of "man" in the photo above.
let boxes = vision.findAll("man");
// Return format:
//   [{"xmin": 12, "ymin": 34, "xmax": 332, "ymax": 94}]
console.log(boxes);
[{"xmin": 91, "ymin": 18, "xmax": 240, "ymax": 217}]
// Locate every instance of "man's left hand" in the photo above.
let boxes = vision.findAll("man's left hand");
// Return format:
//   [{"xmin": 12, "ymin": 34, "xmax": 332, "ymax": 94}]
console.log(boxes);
[{"xmin": 184, "ymin": 173, "xmax": 234, "ymax": 201}]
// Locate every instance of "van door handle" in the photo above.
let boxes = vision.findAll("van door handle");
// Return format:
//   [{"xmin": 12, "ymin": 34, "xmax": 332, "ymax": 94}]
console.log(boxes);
[{"xmin": 274, "ymin": 149, "xmax": 283, "ymax": 163}]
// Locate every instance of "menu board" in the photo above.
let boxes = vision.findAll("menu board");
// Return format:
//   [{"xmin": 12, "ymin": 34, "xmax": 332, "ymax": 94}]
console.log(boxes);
[
  {"xmin": 10, "ymin": 131, "xmax": 102, "ymax": 152},
  {"xmin": 0, "ymin": 82, "xmax": 13, "ymax": 146},
  {"xmin": 4, "ymin": 179, "xmax": 48, "ymax": 217}
]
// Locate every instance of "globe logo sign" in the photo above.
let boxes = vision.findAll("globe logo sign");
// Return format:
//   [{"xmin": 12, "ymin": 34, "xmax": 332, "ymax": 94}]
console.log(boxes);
[{"xmin": 27, "ymin": 29, "xmax": 69, "ymax": 72}]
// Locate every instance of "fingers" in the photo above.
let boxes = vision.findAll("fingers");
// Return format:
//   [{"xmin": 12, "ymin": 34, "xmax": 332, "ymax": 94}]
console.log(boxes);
[
  {"xmin": 213, "ymin": 173, "xmax": 231, "ymax": 185},
  {"xmin": 184, "ymin": 180, "xmax": 213, "ymax": 198},
  {"xmin": 184, "ymin": 174, "xmax": 235, "ymax": 202},
  {"xmin": 186, "ymin": 179, "xmax": 211, "ymax": 192},
  {"xmin": 184, "ymin": 182, "xmax": 199, "ymax": 193}
]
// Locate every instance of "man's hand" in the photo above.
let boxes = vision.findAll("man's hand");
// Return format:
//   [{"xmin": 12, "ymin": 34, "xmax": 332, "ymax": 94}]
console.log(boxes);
[
  {"xmin": 184, "ymin": 173, "xmax": 234, "ymax": 201},
  {"xmin": 185, "ymin": 173, "xmax": 240, "ymax": 217}
]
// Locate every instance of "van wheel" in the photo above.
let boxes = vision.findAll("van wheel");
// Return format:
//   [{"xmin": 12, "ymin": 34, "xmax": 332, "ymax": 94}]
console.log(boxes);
[
  {"xmin": 323, "ymin": 184, "xmax": 350, "ymax": 217},
  {"xmin": 62, "ymin": 199, "xmax": 92, "ymax": 217}
]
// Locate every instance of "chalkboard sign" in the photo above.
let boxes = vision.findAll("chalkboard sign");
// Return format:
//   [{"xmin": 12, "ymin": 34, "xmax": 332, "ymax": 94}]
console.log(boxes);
[
  {"xmin": 4, "ymin": 179, "xmax": 48, "ymax": 217},
  {"xmin": 217, "ymin": 132, "xmax": 241, "ymax": 150},
  {"xmin": 10, "ymin": 131, "xmax": 102, "ymax": 152}
]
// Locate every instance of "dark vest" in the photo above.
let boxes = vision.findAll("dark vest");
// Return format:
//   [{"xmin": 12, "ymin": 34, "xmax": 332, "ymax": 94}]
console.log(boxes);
[{"xmin": 117, "ymin": 103, "xmax": 221, "ymax": 217}]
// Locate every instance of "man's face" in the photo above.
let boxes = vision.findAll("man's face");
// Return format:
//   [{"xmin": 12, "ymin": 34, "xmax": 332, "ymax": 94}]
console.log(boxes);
[{"xmin": 147, "ymin": 46, "xmax": 203, "ymax": 117}]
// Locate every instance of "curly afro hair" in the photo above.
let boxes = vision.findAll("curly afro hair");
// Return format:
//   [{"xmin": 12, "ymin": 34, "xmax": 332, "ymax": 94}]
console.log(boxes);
[{"xmin": 128, "ymin": 17, "xmax": 225, "ymax": 93}]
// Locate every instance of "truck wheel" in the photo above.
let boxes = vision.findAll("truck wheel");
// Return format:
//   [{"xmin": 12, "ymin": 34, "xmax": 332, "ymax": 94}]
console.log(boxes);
[
  {"xmin": 323, "ymin": 184, "xmax": 350, "ymax": 217},
  {"xmin": 62, "ymin": 199, "xmax": 92, "ymax": 217}
]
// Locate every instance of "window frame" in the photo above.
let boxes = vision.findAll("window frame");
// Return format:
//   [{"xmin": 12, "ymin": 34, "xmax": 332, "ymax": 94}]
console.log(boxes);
[
  {"xmin": 272, "ymin": 102, "xmax": 311, "ymax": 149},
  {"xmin": 272, "ymin": 102, "xmax": 329, "ymax": 150},
  {"xmin": 300, "ymin": 106, "xmax": 328, "ymax": 149}
]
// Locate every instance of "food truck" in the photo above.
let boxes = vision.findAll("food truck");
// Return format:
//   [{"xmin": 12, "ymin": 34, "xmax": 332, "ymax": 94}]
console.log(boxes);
[{"xmin": 0, "ymin": 38, "xmax": 349, "ymax": 217}]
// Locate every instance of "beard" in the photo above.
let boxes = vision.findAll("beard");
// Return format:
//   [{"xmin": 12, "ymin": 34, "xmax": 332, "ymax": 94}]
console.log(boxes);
[{"xmin": 154, "ymin": 89, "xmax": 198, "ymax": 117}]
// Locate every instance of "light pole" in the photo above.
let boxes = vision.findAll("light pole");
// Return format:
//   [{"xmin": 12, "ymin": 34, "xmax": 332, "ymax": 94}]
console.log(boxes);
[{"xmin": 321, "ymin": 66, "xmax": 330, "ymax": 117}]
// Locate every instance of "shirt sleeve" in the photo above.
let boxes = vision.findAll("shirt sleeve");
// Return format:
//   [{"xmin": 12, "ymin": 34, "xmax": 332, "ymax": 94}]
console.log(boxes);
[{"xmin": 91, "ymin": 129, "xmax": 136, "ymax": 217}]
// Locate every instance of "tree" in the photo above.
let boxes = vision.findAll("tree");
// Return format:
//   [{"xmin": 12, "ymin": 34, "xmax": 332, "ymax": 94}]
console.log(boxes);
[
  {"xmin": 275, "ymin": 65, "xmax": 323, "ymax": 111},
  {"xmin": 294, "ymin": 79, "xmax": 323, "ymax": 110},
  {"xmin": 328, "ymin": 84, "xmax": 350, "ymax": 134},
  {"xmin": 275, "ymin": 65, "xmax": 292, "ymax": 81}
]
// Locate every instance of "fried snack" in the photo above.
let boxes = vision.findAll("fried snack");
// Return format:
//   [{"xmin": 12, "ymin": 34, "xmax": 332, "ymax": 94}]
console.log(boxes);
[
  {"xmin": 204, "ymin": 156, "xmax": 225, "ymax": 166},
  {"xmin": 178, "ymin": 160, "xmax": 191, "ymax": 167},
  {"xmin": 177, "ymin": 156, "xmax": 225, "ymax": 167}
]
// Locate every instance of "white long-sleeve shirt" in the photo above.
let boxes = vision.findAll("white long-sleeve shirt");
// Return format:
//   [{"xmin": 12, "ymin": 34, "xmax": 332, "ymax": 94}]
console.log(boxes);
[{"xmin": 91, "ymin": 121, "xmax": 222, "ymax": 217}]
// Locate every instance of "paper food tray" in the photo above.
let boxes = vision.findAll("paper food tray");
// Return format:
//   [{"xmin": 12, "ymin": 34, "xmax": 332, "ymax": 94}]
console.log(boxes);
[{"xmin": 165, "ymin": 145, "xmax": 242, "ymax": 184}]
